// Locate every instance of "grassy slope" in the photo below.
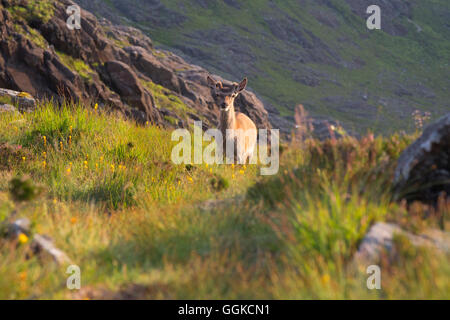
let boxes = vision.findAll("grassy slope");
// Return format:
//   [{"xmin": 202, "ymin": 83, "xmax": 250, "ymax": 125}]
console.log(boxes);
[
  {"xmin": 0, "ymin": 102, "xmax": 448, "ymax": 299},
  {"xmin": 106, "ymin": 0, "xmax": 450, "ymax": 134}
]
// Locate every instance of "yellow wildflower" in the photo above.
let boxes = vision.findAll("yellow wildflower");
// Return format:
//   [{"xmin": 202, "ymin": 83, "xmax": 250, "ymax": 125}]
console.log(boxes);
[
  {"xmin": 19, "ymin": 271, "xmax": 27, "ymax": 281},
  {"xmin": 239, "ymin": 169, "xmax": 245, "ymax": 175},
  {"xmin": 18, "ymin": 233, "xmax": 28, "ymax": 244},
  {"xmin": 42, "ymin": 161, "xmax": 47, "ymax": 168},
  {"xmin": 321, "ymin": 274, "xmax": 330, "ymax": 285},
  {"xmin": 22, "ymin": 156, "xmax": 26, "ymax": 162},
  {"xmin": 70, "ymin": 217, "xmax": 77, "ymax": 225},
  {"xmin": 94, "ymin": 103, "xmax": 98, "ymax": 110}
]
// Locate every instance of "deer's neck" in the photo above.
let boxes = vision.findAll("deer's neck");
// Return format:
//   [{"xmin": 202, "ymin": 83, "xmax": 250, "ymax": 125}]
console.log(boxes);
[{"xmin": 219, "ymin": 104, "xmax": 236, "ymax": 134}]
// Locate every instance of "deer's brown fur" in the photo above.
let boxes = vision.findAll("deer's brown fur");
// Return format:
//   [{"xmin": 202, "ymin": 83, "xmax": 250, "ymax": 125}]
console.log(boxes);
[{"xmin": 207, "ymin": 76, "xmax": 257, "ymax": 163}]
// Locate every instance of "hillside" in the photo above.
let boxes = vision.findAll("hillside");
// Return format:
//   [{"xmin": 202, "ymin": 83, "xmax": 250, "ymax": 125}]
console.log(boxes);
[
  {"xmin": 77, "ymin": 0, "xmax": 450, "ymax": 134},
  {"xmin": 0, "ymin": 0, "xmax": 270, "ymax": 133},
  {"xmin": 0, "ymin": 101, "xmax": 449, "ymax": 299}
]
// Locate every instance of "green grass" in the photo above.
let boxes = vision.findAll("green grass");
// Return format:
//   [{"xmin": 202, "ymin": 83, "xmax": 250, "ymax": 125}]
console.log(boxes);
[
  {"xmin": 7, "ymin": 0, "xmax": 55, "ymax": 24},
  {"xmin": 0, "ymin": 95, "xmax": 14, "ymax": 105},
  {"xmin": 0, "ymin": 101, "xmax": 448, "ymax": 299},
  {"xmin": 141, "ymin": 81, "xmax": 192, "ymax": 118},
  {"xmin": 56, "ymin": 51, "xmax": 95, "ymax": 82},
  {"xmin": 12, "ymin": 23, "xmax": 48, "ymax": 49}
]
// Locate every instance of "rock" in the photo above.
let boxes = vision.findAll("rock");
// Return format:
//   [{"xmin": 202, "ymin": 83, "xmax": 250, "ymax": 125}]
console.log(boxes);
[
  {"xmin": 102, "ymin": 60, "xmax": 161, "ymax": 124},
  {"xmin": 394, "ymin": 113, "xmax": 450, "ymax": 203},
  {"xmin": 0, "ymin": 88, "xmax": 36, "ymax": 111},
  {"xmin": 31, "ymin": 234, "xmax": 71, "ymax": 265},
  {"xmin": 124, "ymin": 46, "xmax": 180, "ymax": 93},
  {"xmin": 354, "ymin": 222, "xmax": 450, "ymax": 265},
  {"xmin": 0, "ymin": 103, "xmax": 17, "ymax": 113},
  {"xmin": 8, "ymin": 218, "xmax": 31, "ymax": 239},
  {"xmin": 198, "ymin": 196, "xmax": 244, "ymax": 213}
]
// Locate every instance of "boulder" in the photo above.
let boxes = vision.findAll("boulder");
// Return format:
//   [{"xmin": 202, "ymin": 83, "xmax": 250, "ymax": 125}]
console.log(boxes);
[
  {"xmin": 7, "ymin": 218, "xmax": 31, "ymax": 239},
  {"xmin": 125, "ymin": 46, "xmax": 180, "ymax": 93},
  {"xmin": 354, "ymin": 222, "xmax": 450, "ymax": 265},
  {"xmin": 0, "ymin": 88, "xmax": 36, "ymax": 111},
  {"xmin": 103, "ymin": 60, "xmax": 161, "ymax": 123},
  {"xmin": 394, "ymin": 113, "xmax": 450, "ymax": 203},
  {"xmin": 31, "ymin": 234, "xmax": 71, "ymax": 266},
  {"xmin": 0, "ymin": 103, "xmax": 17, "ymax": 113}
]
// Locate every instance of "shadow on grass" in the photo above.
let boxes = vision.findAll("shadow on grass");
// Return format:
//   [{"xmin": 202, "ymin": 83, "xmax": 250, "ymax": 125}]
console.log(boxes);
[{"xmin": 89, "ymin": 202, "xmax": 281, "ymax": 280}]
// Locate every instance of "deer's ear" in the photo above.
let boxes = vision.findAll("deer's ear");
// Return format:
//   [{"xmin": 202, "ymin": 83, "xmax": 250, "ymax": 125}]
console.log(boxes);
[
  {"xmin": 207, "ymin": 76, "xmax": 217, "ymax": 88},
  {"xmin": 236, "ymin": 77, "xmax": 247, "ymax": 92}
]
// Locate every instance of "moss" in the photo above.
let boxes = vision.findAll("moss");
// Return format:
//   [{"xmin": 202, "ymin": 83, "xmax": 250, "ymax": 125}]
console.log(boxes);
[
  {"xmin": 0, "ymin": 95, "xmax": 14, "ymax": 105},
  {"xmin": 163, "ymin": 115, "xmax": 179, "ymax": 126},
  {"xmin": 56, "ymin": 51, "xmax": 94, "ymax": 82},
  {"xmin": 26, "ymin": 27, "xmax": 47, "ymax": 49},
  {"xmin": 12, "ymin": 23, "xmax": 48, "ymax": 49},
  {"xmin": 141, "ymin": 80, "xmax": 196, "ymax": 120},
  {"xmin": 7, "ymin": 0, "xmax": 55, "ymax": 24},
  {"xmin": 152, "ymin": 49, "xmax": 167, "ymax": 59}
]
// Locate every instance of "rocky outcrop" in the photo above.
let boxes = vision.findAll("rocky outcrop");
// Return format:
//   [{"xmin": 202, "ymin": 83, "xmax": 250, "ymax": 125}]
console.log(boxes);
[
  {"xmin": 102, "ymin": 60, "xmax": 161, "ymax": 123},
  {"xmin": 0, "ymin": 0, "xmax": 271, "ymax": 130},
  {"xmin": 354, "ymin": 222, "xmax": 450, "ymax": 265},
  {"xmin": 394, "ymin": 113, "xmax": 450, "ymax": 203},
  {"xmin": 125, "ymin": 46, "xmax": 180, "ymax": 93},
  {"xmin": 0, "ymin": 88, "xmax": 36, "ymax": 110}
]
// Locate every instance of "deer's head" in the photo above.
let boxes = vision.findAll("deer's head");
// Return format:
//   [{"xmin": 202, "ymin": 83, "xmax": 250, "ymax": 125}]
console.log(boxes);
[{"xmin": 207, "ymin": 76, "xmax": 247, "ymax": 111}]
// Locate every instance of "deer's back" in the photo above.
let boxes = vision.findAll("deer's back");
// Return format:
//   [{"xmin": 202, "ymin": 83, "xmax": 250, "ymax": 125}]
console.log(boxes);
[
  {"xmin": 235, "ymin": 112, "xmax": 257, "ymax": 132},
  {"xmin": 235, "ymin": 112, "xmax": 257, "ymax": 153}
]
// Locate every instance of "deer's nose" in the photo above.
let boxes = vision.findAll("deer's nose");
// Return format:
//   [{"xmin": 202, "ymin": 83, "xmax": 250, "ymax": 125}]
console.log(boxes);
[{"xmin": 220, "ymin": 103, "xmax": 227, "ymax": 108}]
